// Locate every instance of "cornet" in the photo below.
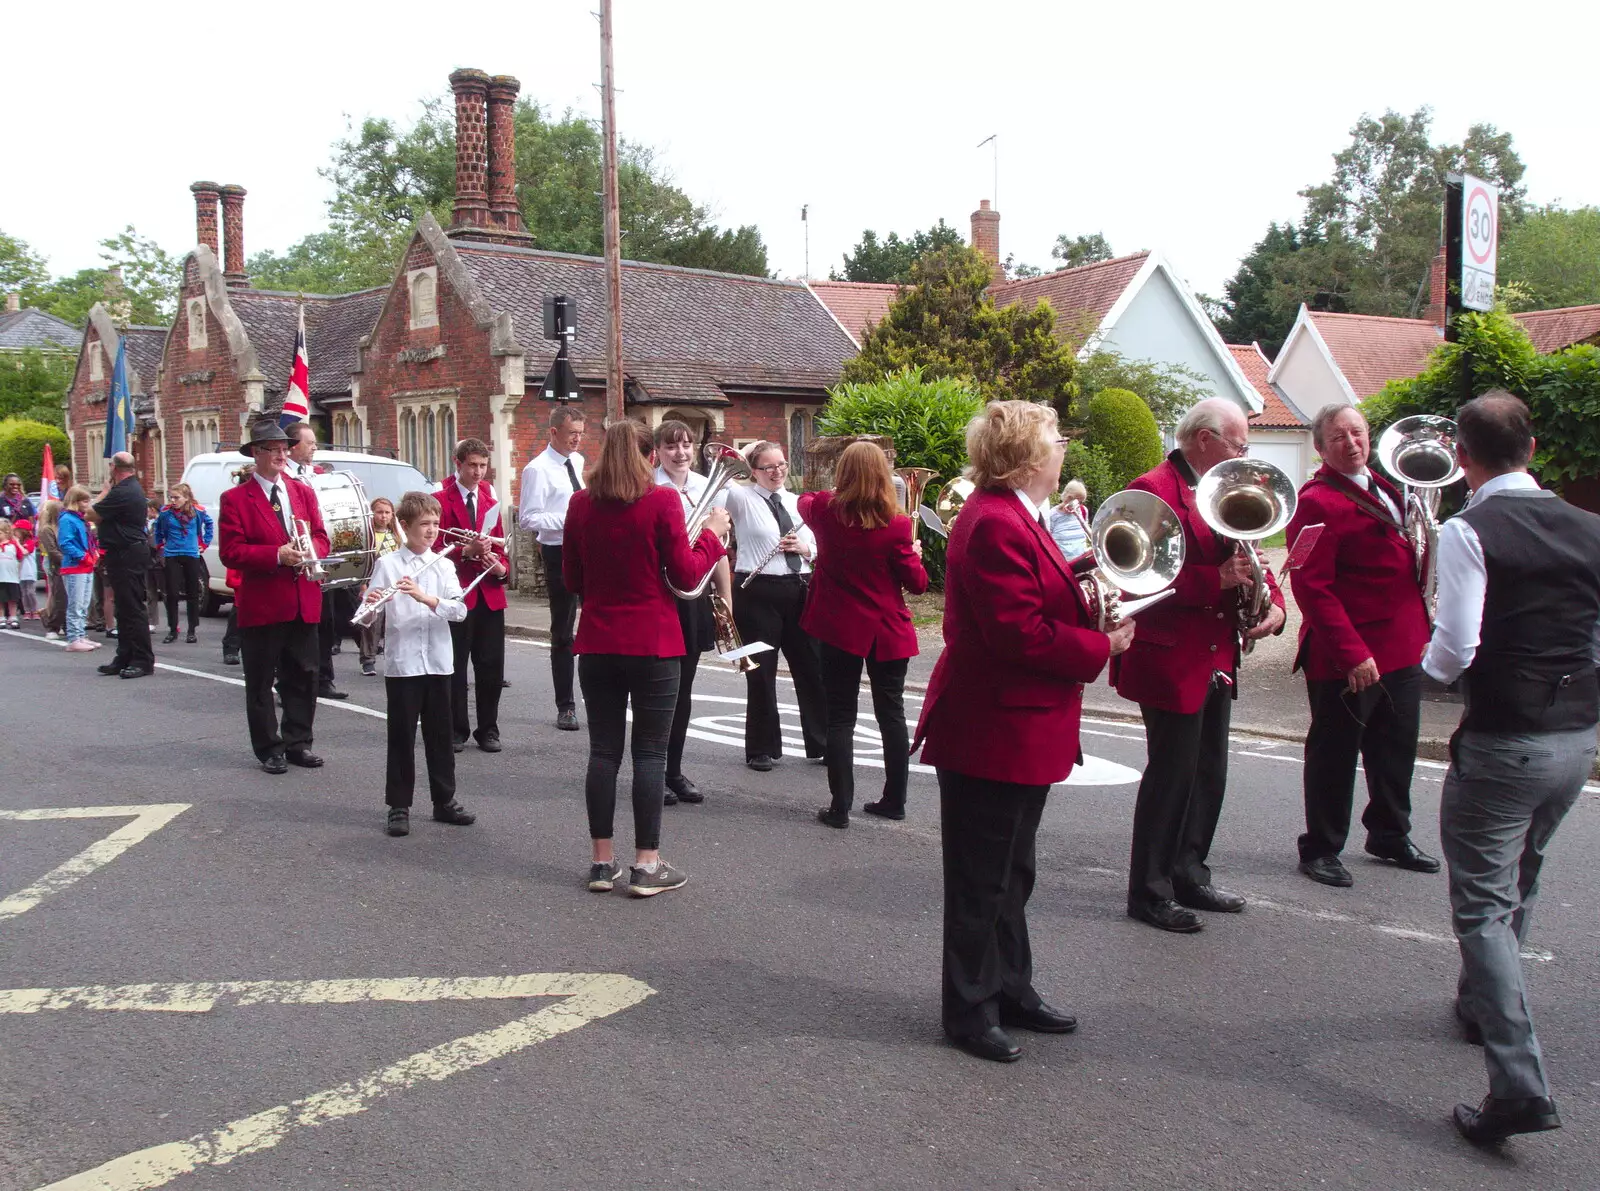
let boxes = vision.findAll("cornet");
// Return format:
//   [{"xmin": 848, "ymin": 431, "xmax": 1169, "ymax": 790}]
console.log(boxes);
[
  {"xmin": 291, "ymin": 519, "xmax": 328, "ymax": 581},
  {"xmin": 441, "ymin": 527, "xmax": 507, "ymax": 550}
]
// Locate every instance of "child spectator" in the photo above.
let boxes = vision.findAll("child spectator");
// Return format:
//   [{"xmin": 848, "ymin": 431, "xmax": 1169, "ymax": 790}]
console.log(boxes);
[
  {"xmin": 358, "ymin": 497, "xmax": 400, "ymax": 677},
  {"xmin": 152, "ymin": 483, "xmax": 214, "ymax": 644},
  {"xmin": 57, "ymin": 488, "xmax": 102, "ymax": 652},
  {"xmin": 14, "ymin": 519, "xmax": 39, "ymax": 622},
  {"xmin": 37, "ymin": 501, "xmax": 66, "ymax": 639},
  {"xmin": 361, "ymin": 491, "xmax": 474, "ymax": 837},
  {"xmin": 0, "ymin": 518, "xmax": 28, "ymax": 628}
]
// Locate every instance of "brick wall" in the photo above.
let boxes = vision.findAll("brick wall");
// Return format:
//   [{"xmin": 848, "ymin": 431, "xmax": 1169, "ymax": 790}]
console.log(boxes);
[
  {"xmin": 64, "ymin": 335, "xmax": 108, "ymax": 487},
  {"xmin": 159, "ymin": 257, "xmax": 254, "ymax": 483}
]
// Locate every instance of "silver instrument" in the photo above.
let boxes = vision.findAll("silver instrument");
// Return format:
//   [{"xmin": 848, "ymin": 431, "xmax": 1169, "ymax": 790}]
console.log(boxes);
[
  {"xmin": 1196, "ymin": 457, "xmax": 1297, "ymax": 654},
  {"xmin": 350, "ymin": 544, "xmax": 495, "ymax": 628},
  {"xmin": 1078, "ymin": 490, "xmax": 1185, "ymax": 630},
  {"xmin": 1376, "ymin": 414, "xmax": 1462, "ymax": 620},
  {"xmin": 739, "ymin": 539, "xmax": 787, "ymax": 589},
  {"xmin": 665, "ymin": 443, "xmax": 752, "ymax": 600},
  {"xmin": 441, "ymin": 527, "xmax": 507, "ymax": 550}
]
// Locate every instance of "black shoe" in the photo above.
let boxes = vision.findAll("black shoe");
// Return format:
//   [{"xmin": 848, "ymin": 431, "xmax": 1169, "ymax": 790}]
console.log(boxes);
[
  {"xmin": 1175, "ymin": 884, "xmax": 1246, "ymax": 913},
  {"xmin": 1455, "ymin": 999, "xmax": 1484, "ymax": 1046},
  {"xmin": 223, "ymin": 651, "xmax": 240, "ymax": 666},
  {"xmin": 1000, "ymin": 1001, "xmax": 1078, "ymax": 1034},
  {"xmin": 1299, "ymin": 856, "xmax": 1354, "ymax": 887},
  {"xmin": 556, "ymin": 707, "xmax": 579, "ymax": 731},
  {"xmin": 1128, "ymin": 898, "xmax": 1204, "ymax": 933},
  {"xmin": 319, "ymin": 685, "xmax": 349, "ymax": 700},
  {"xmin": 501, "ymin": 679, "xmax": 511, "ymax": 688},
  {"xmin": 666, "ymin": 775, "xmax": 703, "ymax": 804},
  {"xmin": 817, "ymin": 807, "xmax": 849, "ymax": 829},
  {"xmin": 119, "ymin": 666, "xmax": 153, "ymax": 679},
  {"xmin": 361, "ymin": 660, "xmax": 377, "ymax": 676},
  {"xmin": 261, "ymin": 752, "xmax": 289, "ymax": 776},
  {"xmin": 1366, "ymin": 838, "xmax": 1442, "ymax": 873},
  {"xmin": 946, "ymin": 1025, "xmax": 1022, "ymax": 1063},
  {"xmin": 285, "ymin": 749, "xmax": 324, "ymax": 769},
  {"xmin": 862, "ymin": 800, "xmax": 905, "ymax": 821},
  {"xmin": 386, "ymin": 808, "xmax": 409, "ymax": 836},
  {"xmin": 452, "ymin": 739, "xmax": 467, "ymax": 754},
  {"xmin": 746, "ymin": 754, "xmax": 773, "ymax": 772},
  {"xmin": 663, "ymin": 789, "xmax": 679, "ymax": 807},
  {"xmin": 476, "ymin": 734, "xmax": 502, "ymax": 753},
  {"xmin": 807, "ymin": 752, "xmax": 827, "ymax": 765},
  {"xmin": 161, "ymin": 630, "xmax": 178, "ymax": 644},
  {"xmin": 106, "ymin": 627, "xmax": 118, "ymax": 639},
  {"xmin": 433, "ymin": 801, "xmax": 476, "ymax": 826},
  {"xmin": 97, "ymin": 662, "xmax": 122, "ymax": 676},
  {"xmin": 1452, "ymin": 1095, "xmax": 1561, "ymax": 1145},
  {"xmin": 185, "ymin": 630, "xmax": 197, "ymax": 643}
]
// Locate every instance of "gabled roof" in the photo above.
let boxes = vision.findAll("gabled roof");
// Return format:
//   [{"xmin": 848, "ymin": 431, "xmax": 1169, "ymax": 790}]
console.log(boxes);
[
  {"xmin": 0, "ymin": 306, "xmax": 79, "ymax": 352},
  {"xmin": 1229, "ymin": 343, "xmax": 1306, "ymax": 428},
  {"xmin": 121, "ymin": 326, "xmax": 167, "ymax": 397},
  {"xmin": 991, "ymin": 252, "xmax": 1150, "ymax": 343},
  {"xmin": 1514, "ymin": 304, "xmax": 1600, "ymax": 354},
  {"xmin": 228, "ymin": 287, "xmax": 386, "ymax": 397},
  {"xmin": 804, "ymin": 280, "xmax": 901, "ymax": 346},
  {"xmin": 1302, "ymin": 311, "xmax": 1442, "ymax": 400}
]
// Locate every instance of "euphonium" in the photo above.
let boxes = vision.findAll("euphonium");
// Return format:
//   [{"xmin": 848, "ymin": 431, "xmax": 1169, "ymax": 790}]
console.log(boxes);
[
  {"xmin": 1376, "ymin": 414, "xmax": 1462, "ymax": 620},
  {"xmin": 1195, "ymin": 457, "xmax": 1297, "ymax": 654},
  {"xmin": 1077, "ymin": 490, "xmax": 1185, "ymax": 630},
  {"xmin": 664, "ymin": 443, "xmax": 752, "ymax": 600},
  {"xmin": 894, "ymin": 467, "xmax": 940, "ymax": 516}
]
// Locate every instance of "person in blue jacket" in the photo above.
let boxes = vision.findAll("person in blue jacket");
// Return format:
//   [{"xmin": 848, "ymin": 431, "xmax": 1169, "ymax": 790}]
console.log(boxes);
[{"xmin": 152, "ymin": 483, "xmax": 214, "ymax": 644}]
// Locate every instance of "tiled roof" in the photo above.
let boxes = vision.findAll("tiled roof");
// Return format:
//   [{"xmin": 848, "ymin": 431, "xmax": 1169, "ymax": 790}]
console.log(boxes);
[
  {"xmin": 0, "ymin": 307, "xmax": 80, "ymax": 351},
  {"xmin": 806, "ymin": 280, "xmax": 901, "ymax": 343},
  {"xmin": 452, "ymin": 244, "xmax": 857, "ymax": 404},
  {"xmin": 1230, "ymin": 343, "xmax": 1306, "ymax": 428},
  {"xmin": 991, "ymin": 252, "xmax": 1149, "ymax": 340},
  {"xmin": 1306, "ymin": 311, "xmax": 1442, "ymax": 399},
  {"xmin": 121, "ymin": 326, "xmax": 167, "ymax": 397},
  {"xmin": 1514, "ymin": 304, "xmax": 1600, "ymax": 354},
  {"xmin": 229, "ymin": 288, "xmax": 385, "ymax": 397}
]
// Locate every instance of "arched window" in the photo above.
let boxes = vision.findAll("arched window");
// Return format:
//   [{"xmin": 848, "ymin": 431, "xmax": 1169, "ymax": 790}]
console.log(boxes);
[
  {"xmin": 409, "ymin": 269, "xmax": 438, "ymax": 329},
  {"xmin": 442, "ymin": 408, "xmax": 455, "ymax": 469},
  {"xmin": 188, "ymin": 299, "xmax": 208, "ymax": 350},
  {"xmin": 789, "ymin": 409, "xmax": 810, "ymax": 479},
  {"xmin": 423, "ymin": 409, "xmax": 438, "ymax": 478}
]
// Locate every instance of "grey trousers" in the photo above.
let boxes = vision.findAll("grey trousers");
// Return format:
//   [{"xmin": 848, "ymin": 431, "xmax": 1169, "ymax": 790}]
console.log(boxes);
[{"xmin": 1440, "ymin": 727, "xmax": 1595, "ymax": 1100}]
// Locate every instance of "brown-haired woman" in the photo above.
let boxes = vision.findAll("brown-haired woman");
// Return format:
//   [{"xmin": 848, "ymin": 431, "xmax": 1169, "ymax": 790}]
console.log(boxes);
[
  {"xmin": 799, "ymin": 441, "xmax": 929, "ymax": 827},
  {"xmin": 153, "ymin": 483, "xmax": 215, "ymax": 643},
  {"xmin": 563, "ymin": 420, "xmax": 729, "ymax": 897}
]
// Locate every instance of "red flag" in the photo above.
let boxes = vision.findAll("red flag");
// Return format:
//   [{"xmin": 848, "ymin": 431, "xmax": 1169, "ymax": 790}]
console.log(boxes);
[
  {"xmin": 278, "ymin": 305, "xmax": 311, "ymax": 428},
  {"xmin": 40, "ymin": 441, "xmax": 57, "ymax": 501}
]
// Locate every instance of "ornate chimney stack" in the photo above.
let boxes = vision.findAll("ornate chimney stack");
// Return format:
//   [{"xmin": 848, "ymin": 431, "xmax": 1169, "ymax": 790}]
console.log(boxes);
[
  {"xmin": 970, "ymin": 199, "xmax": 1001, "ymax": 280},
  {"xmin": 191, "ymin": 181, "xmax": 221, "ymax": 257},
  {"xmin": 486, "ymin": 75, "xmax": 531, "ymax": 238},
  {"xmin": 449, "ymin": 68, "xmax": 493, "ymax": 234},
  {"xmin": 220, "ymin": 185, "xmax": 249, "ymax": 288}
]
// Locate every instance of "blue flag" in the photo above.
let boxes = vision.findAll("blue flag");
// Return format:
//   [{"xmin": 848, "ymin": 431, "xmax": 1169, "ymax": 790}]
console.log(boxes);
[{"xmin": 105, "ymin": 338, "xmax": 131, "ymax": 457}]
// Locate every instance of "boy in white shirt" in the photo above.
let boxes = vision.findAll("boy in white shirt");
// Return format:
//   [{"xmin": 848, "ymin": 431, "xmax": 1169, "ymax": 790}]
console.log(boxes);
[{"xmin": 362, "ymin": 491, "xmax": 474, "ymax": 837}]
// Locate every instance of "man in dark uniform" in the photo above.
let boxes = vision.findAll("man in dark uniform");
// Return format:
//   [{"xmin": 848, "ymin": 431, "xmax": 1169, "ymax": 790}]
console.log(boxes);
[{"xmin": 92, "ymin": 451, "xmax": 154, "ymax": 678}]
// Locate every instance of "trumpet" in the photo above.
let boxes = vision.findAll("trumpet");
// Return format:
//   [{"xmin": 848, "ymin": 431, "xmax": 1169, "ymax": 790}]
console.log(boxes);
[
  {"xmin": 291, "ymin": 518, "xmax": 328, "ymax": 581},
  {"xmin": 350, "ymin": 544, "xmax": 459, "ymax": 628},
  {"xmin": 441, "ymin": 527, "xmax": 507, "ymax": 550}
]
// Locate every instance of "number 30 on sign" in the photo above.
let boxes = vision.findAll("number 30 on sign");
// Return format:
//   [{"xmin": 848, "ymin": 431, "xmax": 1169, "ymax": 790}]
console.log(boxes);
[{"xmin": 1460, "ymin": 175, "xmax": 1499, "ymax": 313}]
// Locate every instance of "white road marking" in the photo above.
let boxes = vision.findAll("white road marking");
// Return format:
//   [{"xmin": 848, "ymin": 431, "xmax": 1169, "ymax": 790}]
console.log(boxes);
[
  {"xmin": 0, "ymin": 804, "xmax": 189, "ymax": 924},
  {"xmin": 9, "ymin": 972, "xmax": 653, "ymax": 1191}
]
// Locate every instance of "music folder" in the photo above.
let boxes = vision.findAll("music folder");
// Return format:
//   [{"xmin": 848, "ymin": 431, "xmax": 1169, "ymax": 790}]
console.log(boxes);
[
  {"xmin": 1115, "ymin": 589, "xmax": 1174, "ymax": 619},
  {"xmin": 917, "ymin": 505, "xmax": 948, "ymax": 538},
  {"xmin": 720, "ymin": 641, "xmax": 772, "ymax": 663}
]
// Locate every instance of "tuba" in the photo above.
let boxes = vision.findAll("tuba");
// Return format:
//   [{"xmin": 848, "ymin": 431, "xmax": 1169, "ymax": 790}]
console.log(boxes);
[
  {"xmin": 1195, "ymin": 457, "xmax": 1297, "ymax": 654},
  {"xmin": 1376, "ymin": 414, "xmax": 1461, "ymax": 620},
  {"xmin": 924, "ymin": 477, "xmax": 975, "ymax": 538},
  {"xmin": 894, "ymin": 467, "xmax": 940, "ymax": 517},
  {"xmin": 664, "ymin": 443, "xmax": 753, "ymax": 600},
  {"xmin": 1078, "ymin": 490, "xmax": 1185, "ymax": 630}
]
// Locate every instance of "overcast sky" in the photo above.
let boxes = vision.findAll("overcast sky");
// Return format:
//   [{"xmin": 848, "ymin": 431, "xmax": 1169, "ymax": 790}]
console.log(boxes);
[{"xmin": 7, "ymin": 0, "xmax": 1598, "ymax": 301}]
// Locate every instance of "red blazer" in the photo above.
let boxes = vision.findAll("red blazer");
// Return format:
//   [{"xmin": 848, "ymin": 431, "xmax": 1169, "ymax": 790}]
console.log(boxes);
[
  {"xmin": 1285, "ymin": 466, "xmax": 1429, "ymax": 681},
  {"xmin": 797, "ymin": 491, "xmax": 929, "ymax": 661},
  {"xmin": 435, "ymin": 479, "xmax": 509, "ymax": 612},
  {"xmin": 563, "ymin": 485, "xmax": 725, "ymax": 657},
  {"xmin": 1112, "ymin": 455, "xmax": 1285, "ymax": 715},
  {"xmin": 914, "ymin": 487, "xmax": 1110, "ymax": 786},
  {"xmin": 218, "ymin": 475, "xmax": 329, "ymax": 629}
]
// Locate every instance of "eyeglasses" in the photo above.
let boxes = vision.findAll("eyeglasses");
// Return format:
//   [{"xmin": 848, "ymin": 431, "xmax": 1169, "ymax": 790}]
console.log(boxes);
[
  {"xmin": 754, "ymin": 462, "xmax": 790, "ymax": 474},
  {"xmin": 1206, "ymin": 430, "xmax": 1249, "ymax": 457}
]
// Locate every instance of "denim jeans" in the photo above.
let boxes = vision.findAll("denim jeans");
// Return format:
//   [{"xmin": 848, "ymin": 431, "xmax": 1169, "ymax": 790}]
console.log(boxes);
[
  {"xmin": 63, "ymin": 572, "xmax": 92, "ymax": 642},
  {"xmin": 1440, "ymin": 726, "xmax": 1596, "ymax": 1100},
  {"xmin": 819, "ymin": 641, "xmax": 910, "ymax": 813},
  {"xmin": 578, "ymin": 653, "xmax": 680, "ymax": 852}
]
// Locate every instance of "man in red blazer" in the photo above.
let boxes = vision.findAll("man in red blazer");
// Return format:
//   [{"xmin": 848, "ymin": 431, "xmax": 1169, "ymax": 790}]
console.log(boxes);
[
  {"xmin": 1114, "ymin": 398, "xmax": 1285, "ymax": 933},
  {"xmin": 218, "ymin": 419, "xmax": 331, "ymax": 775},
  {"xmin": 916, "ymin": 401, "xmax": 1134, "ymax": 1063},
  {"xmin": 437, "ymin": 437, "xmax": 510, "ymax": 753},
  {"xmin": 1286, "ymin": 404, "xmax": 1438, "ymax": 888}
]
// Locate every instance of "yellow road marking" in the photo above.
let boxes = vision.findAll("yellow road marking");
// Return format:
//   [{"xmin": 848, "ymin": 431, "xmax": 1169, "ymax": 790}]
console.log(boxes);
[{"xmin": 0, "ymin": 804, "xmax": 189, "ymax": 924}]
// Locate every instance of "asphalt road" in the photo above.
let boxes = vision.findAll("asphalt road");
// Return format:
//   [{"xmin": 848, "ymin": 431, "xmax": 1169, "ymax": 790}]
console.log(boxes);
[{"xmin": 1, "ymin": 624, "xmax": 1597, "ymax": 1191}]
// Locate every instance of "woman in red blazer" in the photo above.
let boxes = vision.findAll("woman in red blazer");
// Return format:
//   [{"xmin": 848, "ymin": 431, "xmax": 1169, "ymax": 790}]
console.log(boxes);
[
  {"xmin": 799, "ymin": 441, "xmax": 929, "ymax": 827},
  {"xmin": 562, "ymin": 420, "xmax": 727, "ymax": 899},
  {"xmin": 914, "ymin": 401, "xmax": 1135, "ymax": 1064}
]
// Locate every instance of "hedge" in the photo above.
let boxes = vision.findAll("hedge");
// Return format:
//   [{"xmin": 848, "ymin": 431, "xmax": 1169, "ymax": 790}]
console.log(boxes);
[
  {"xmin": 1085, "ymin": 387, "xmax": 1163, "ymax": 491},
  {"xmin": 0, "ymin": 419, "xmax": 71, "ymax": 492}
]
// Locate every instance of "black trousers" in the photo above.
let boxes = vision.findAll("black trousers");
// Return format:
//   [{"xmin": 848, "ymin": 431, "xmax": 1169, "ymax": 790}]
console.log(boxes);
[
  {"xmin": 1299, "ymin": 664, "xmax": 1422, "ymax": 861},
  {"xmin": 222, "ymin": 605, "xmax": 241, "ymax": 655},
  {"xmin": 731, "ymin": 574, "xmax": 827, "ymax": 761},
  {"xmin": 667, "ymin": 649, "xmax": 704, "ymax": 781},
  {"xmin": 105, "ymin": 547, "xmax": 154, "ymax": 671},
  {"xmin": 819, "ymin": 641, "xmax": 910, "ymax": 814},
  {"xmin": 385, "ymin": 674, "xmax": 456, "ymax": 808},
  {"xmin": 164, "ymin": 555, "xmax": 204, "ymax": 632},
  {"xmin": 1128, "ymin": 678, "xmax": 1233, "ymax": 906},
  {"xmin": 542, "ymin": 545, "xmax": 580, "ymax": 710},
  {"xmin": 241, "ymin": 617, "xmax": 319, "ymax": 759},
  {"xmin": 939, "ymin": 769, "xmax": 1049, "ymax": 1035},
  {"xmin": 579, "ymin": 653, "xmax": 679, "ymax": 851},
  {"xmin": 451, "ymin": 603, "xmax": 505, "ymax": 744},
  {"xmin": 317, "ymin": 591, "xmax": 339, "ymax": 688}
]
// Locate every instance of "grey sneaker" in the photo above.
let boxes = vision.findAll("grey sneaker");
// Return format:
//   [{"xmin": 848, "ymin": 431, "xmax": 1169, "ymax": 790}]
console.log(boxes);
[
  {"xmin": 628, "ymin": 860, "xmax": 687, "ymax": 898},
  {"xmin": 587, "ymin": 860, "xmax": 624, "ymax": 892}
]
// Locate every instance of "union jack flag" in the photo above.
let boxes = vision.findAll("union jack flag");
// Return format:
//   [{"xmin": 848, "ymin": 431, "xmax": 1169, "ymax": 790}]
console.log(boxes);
[{"xmin": 278, "ymin": 304, "xmax": 311, "ymax": 428}]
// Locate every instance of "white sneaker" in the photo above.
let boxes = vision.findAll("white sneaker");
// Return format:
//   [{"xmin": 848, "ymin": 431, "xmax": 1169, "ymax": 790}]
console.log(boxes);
[
  {"xmin": 44, "ymin": 631, "xmax": 61, "ymax": 640},
  {"xmin": 65, "ymin": 639, "xmax": 96, "ymax": 652}
]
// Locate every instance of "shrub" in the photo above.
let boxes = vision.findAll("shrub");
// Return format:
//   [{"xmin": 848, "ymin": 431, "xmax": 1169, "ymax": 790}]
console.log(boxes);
[
  {"xmin": 0, "ymin": 419, "xmax": 70, "ymax": 491},
  {"xmin": 1085, "ymin": 387, "xmax": 1163, "ymax": 490},
  {"xmin": 1064, "ymin": 441, "xmax": 1116, "ymax": 511}
]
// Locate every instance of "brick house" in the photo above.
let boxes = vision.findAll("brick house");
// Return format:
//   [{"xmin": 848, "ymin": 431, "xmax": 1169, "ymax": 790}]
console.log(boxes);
[{"xmin": 63, "ymin": 305, "xmax": 166, "ymax": 492}]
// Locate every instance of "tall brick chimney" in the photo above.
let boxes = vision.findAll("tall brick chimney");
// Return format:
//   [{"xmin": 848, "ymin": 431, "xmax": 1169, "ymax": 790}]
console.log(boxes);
[
  {"xmin": 971, "ymin": 200, "xmax": 1001, "ymax": 280},
  {"xmin": 1427, "ymin": 244, "xmax": 1447, "ymax": 328},
  {"xmin": 191, "ymin": 181, "xmax": 221, "ymax": 257},
  {"xmin": 486, "ymin": 75, "xmax": 530, "ymax": 237},
  {"xmin": 449, "ymin": 68, "xmax": 493, "ymax": 233},
  {"xmin": 4, "ymin": 293, "xmax": 18, "ymax": 314},
  {"xmin": 220, "ymin": 185, "xmax": 249, "ymax": 288}
]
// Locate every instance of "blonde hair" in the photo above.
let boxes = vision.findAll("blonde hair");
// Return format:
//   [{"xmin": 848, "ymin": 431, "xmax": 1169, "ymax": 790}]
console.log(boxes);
[
  {"xmin": 396, "ymin": 491, "xmax": 442, "ymax": 525},
  {"xmin": 168, "ymin": 482, "xmax": 195, "ymax": 507},
  {"xmin": 964, "ymin": 401, "xmax": 1059, "ymax": 489},
  {"xmin": 64, "ymin": 484, "xmax": 92, "ymax": 509},
  {"xmin": 1061, "ymin": 478, "xmax": 1088, "ymax": 506}
]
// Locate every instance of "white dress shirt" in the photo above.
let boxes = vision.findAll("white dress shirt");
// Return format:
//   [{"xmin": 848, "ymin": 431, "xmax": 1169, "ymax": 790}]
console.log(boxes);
[
  {"xmin": 1343, "ymin": 468, "xmax": 1401, "ymax": 522},
  {"xmin": 367, "ymin": 545, "xmax": 467, "ymax": 677},
  {"xmin": 717, "ymin": 482, "xmax": 816, "ymax": 575},
  {"xmin": 451, "ymin": 478, "xmax": 501, "ymax": 534},
  {"xmin": 1011, "ymin": 487, "xmax": 1048, "ymax": 526},
  {"xmin": 517, "ymin": 445, "xmax": 585, "ymax": 546},
  {"xmin": 655, "ymin": 465, "xmax": 709, "ymax": 525},
  {"xmin": 253, "ymin": 471, "xmax": 296, "ymax": 541}
]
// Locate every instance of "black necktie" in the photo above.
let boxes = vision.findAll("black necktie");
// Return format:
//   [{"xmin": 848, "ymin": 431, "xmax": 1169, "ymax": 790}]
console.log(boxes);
[
  {"xmin": 269, "ymin": 483, "xmax": 283, "ymax": 519},
  {"xmin": 565, "ymin": 459, "xmax": 581, "ymax": 492},
  {"xmin": 465, "ymin": 490, "xmax": 477, "ymax": 530},
  {"xmin": 767, "ymin": 492, "xmax": 802, "ymax": 573}
]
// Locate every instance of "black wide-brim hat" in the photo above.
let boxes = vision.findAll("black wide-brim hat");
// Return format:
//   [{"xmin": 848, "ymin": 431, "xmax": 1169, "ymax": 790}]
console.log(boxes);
[{"xmin": 240, "ymin": 420, "xmax": 291, "ymax": 455}]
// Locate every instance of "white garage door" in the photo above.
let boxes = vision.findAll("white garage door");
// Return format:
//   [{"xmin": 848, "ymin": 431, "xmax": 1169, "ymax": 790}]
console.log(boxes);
[{"xmin": 1247, "ymin": 436, "xmax": 1304, "ymax": 482}]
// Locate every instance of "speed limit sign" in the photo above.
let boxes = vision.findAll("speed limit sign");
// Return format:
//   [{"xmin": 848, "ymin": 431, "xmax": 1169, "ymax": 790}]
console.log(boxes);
[{"xmin": 1460, "ymin": 174, "xmax": 1499, "ymax": 312}]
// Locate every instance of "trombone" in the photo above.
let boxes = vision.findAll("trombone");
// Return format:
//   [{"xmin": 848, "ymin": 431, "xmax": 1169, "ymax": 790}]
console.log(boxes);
[
  {"xmin": 1376, "ymin": 414, "xmax": 1462, "ymax": 620},
  {"xmin": 1195, "ymin": 457, "xmax": 1297, "ymax": 654}
]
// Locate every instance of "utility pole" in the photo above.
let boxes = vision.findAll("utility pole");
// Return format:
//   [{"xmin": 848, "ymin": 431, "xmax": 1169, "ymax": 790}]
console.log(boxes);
[{"xmin": 599, "ymin": 0, "xmax": 625, "ymax": 425}]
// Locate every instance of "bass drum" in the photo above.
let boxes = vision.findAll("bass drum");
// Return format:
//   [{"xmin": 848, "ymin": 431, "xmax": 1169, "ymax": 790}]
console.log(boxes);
[{"xmin": 309, "ymin": 470, "xmax": 375, "ymax": 589}]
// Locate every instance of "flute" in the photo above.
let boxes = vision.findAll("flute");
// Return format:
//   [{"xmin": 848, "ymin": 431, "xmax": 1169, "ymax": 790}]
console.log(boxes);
[
  {"xmin": 350, "ymin": 544, "xmax": 459, "ymax": 628},
  {"xmin": 739, "ymin": 538, "xmax": 788, "ymax": 589}
]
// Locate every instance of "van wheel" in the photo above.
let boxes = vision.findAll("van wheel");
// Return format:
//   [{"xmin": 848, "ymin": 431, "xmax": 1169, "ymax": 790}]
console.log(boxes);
[{"xmin": 203, "ymin": 593, "xmax": 228, "ymax": 618}]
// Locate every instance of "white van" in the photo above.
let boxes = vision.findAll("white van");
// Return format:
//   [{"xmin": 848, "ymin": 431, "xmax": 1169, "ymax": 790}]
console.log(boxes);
[{"xmin": 179, "ymin": 450, "xmax": 433, "ymax": 614}]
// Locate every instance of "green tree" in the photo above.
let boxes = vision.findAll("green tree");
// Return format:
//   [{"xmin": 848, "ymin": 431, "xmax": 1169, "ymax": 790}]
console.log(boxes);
[
  {"xmin": 0, "ymin": 349, "xmax": 74, "ymax": 428},
  {"xmin": 1499, "ymin": 205, "xmax": 1600, "ymax": 311},
  {"xmin": 1064, "ymin": 440, "xmax": 1116, "ymax": 511},
  {"xmin": 1085, "ymin": 388, "xmax": 1163, "ymax": 490},
  {"xmin": 1051, "ymin": 232, "xmax": 1114, "ymax": 270},
  {"xmin": 841, "ymin": 245, "xmax": 1077, "ymax": 408},
  {"xmin": 0, "ymin": 418, "xmax": 71, "ymax": 491},
  {"xmin": 1073, "ymin": 348, "xmax": 1210, "ymax": 430},
  {"xmin": 29, "ymin": 268, "xmax": 111, "ymax": 327},
  {"xmin": 1210, "ymin": 222, "xmax": 1303, "ymax": 352},
  {"xmin": 831, "ymin": 220, "xmax": 964, "ymax": 283},
  {"xmin": 98, "ymin": 227, "xmax": 181, "ymax": 323},
  {"xmin": 0, "ymin": 231, "xmax": 51, "ymax": 299}
]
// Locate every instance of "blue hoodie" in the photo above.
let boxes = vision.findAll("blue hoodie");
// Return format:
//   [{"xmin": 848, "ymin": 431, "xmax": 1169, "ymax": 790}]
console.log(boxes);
[
  {"xmin": 152, "ymin": 506, "xmax": 214, "ymax": 558},
  {"xmin": 58, "ymin": 510, "xmax": 95, "ymax": 570}
]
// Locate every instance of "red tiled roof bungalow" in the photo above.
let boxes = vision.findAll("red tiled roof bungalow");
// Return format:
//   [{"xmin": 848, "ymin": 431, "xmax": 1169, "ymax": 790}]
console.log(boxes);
[
  {"xmin": 805, "ymin": 280, "xmax": 900, "ymax": 346},
  {"xmin": 1268, "ymin": 305, "xmax": 1444, "ymax": 423},
  {"xmin": 1514, "ymin": 304, "xmax": 1600, "ymax": 354},
  {"xmin": 1229, "ymin": 341, "xmax": 1316, "ymax": 481}
]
